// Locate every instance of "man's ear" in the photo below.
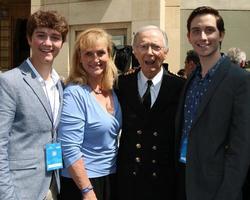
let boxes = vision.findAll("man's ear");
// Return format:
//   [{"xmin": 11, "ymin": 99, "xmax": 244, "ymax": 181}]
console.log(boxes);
[
  {"xmin": 164, "ymin": 48, "xmax": 169, "ymax": 54},
  {"xmin": 132, "ymin": 48, "xmax": 138, "ymax": 58},
  {"xmin": 187, "ymin": 32, "xmax": 191, "ymax": 44},
  {"xmin": 219, "ymin": 32, "xmax": 225, "ymax": 42},
  {"xmin": 27, "ymin": 35, "xmax": 32, "ymax": 46},
  {"xmin": 162, "ymin": 48, "xmax": 168, "ymax": 61}
]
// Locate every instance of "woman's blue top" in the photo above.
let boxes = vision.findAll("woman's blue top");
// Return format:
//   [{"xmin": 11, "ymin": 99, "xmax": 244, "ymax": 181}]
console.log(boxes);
[{"xmin": 58, "ymin": 84, "xmax": 122, "ymax": 178}]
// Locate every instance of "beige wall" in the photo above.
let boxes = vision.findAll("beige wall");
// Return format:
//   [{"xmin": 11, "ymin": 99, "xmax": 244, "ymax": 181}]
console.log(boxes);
[
  {"xmin": 181, "ymin": 0, "xmax": 250, "ymax": 10},
  {"xmin": 31, "ymin": 0, "xmax": 182, "ymax": 76},
  {"xmin": 180, "ymin": 1, "xmax": 250, "ymax": 70},
  {"xmin": 30, "ymin": 0, "xmax": 250, "ymax": 76},
  {"xmin": 165, "ymin": 0, "xmax": 180, "ymax": 73}
]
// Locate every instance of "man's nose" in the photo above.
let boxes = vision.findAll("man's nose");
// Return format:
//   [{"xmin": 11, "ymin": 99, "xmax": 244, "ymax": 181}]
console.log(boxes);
[
  {"xmin": 200, "ymin": 31, "xmax": 207, "ymax": 40},
  {"xmin": 146, "ymin": 45, "xmax": 154, "ymax": 54},
  {"xmin": 43, "ymin": 36, "xmax": 53, "ymax": 45}
]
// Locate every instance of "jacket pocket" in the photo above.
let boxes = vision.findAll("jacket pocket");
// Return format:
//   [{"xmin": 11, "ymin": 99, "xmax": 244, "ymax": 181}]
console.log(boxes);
[{"xmin": 9, "ymin": 158, "xmax": 38, "ymax": 170}]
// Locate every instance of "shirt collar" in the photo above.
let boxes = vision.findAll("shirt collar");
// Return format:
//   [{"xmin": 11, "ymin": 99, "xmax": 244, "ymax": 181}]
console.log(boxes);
[
  {"xmin": 195, "ymin": 54, "xmax": 226, "ymax": 79},
  {"xmin": 26, "ymin": 58, "xmax": 60, "ymax": 84},
  {"xmin": 138, "ymin": 66, "xmax": 163, "ymax": 87}
]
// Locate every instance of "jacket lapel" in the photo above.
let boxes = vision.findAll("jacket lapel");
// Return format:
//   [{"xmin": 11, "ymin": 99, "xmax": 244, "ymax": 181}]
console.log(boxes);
[
  {"xmin": 191, "ymin": 58, "xmax": 229, "ymax": 129},
  {"xmin": 123, "ymin": 71, "xmax": 146, "ymax": 116},
  {"xmin": 175, "ymin": 73, "xmax": 193, "ymax": 135},
  {"xmin": 175, "ymin": 72, "xmax": 193, "ymax": 152},
  {"xmin": 20, "ymin": 61, "xmax": 53, "ymax": 123},
  {"xmin": 151, "ymin": 69, "xmax": 176, "ymax": 113}
]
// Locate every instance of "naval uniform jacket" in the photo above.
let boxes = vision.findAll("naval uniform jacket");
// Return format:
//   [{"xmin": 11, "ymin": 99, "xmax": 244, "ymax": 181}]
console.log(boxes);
[{"xmin": 116, "ymin": 68, "xmax": 185, "ymax": 200}]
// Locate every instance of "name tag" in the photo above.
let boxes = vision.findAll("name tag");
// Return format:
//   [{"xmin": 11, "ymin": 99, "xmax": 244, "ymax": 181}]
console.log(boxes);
[
  {"xmin": 179, "ymin": 137, "xmax": 188, "ymax": 164},
  {"xmin": 45, "ymin": 143, "xmax": 63, "ymax": 171}
]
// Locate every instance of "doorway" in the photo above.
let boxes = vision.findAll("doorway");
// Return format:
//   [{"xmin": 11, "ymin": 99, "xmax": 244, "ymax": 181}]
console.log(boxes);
[{"xmin": 0, "ymin": 0, "xmax": 30, "ymax": 71}]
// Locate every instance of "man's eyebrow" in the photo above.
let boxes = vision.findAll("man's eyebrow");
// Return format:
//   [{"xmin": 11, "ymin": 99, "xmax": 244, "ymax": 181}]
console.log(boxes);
[
  {"xmin": 34, "ymin": 31, "xmax": 45, "ymax": 34},
  {"xmin": 190, "ymin": 27, "xmax": 200, "ymax": 30}
]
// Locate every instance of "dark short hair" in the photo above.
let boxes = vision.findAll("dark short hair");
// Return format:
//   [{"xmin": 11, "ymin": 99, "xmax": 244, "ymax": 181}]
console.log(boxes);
[
  {"xmin": 187, "ymin": 6, "xmax": 225, "ymax": 35},
  {"xmin": 185, "ymin": 50, "xmax": 200, "ymax": 66},
  {"xmin": 177, "ymin": 69, "xmax": 185, "ymax": 77},
  {"xmin": 26, "ymin": 10, "xmax": 69, "ymax": 43}
]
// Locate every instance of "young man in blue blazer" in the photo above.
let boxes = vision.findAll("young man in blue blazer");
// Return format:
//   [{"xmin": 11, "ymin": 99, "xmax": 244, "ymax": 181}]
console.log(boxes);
[{"xmin": 0, "ymin": 10, "xmax": 68, "ymax": 200}]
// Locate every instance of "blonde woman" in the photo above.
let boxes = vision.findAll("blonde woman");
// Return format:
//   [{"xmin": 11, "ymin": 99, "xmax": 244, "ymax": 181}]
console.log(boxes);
[{"xmin": 58, "ymin": 28, "xmax": 122, "ymax": 200}]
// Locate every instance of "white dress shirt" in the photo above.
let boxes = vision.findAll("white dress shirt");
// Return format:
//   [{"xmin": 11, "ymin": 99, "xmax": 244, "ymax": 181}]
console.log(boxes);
[{"xmin": 137, "ymin": 67, "xmax": 163, "ymax": 108}]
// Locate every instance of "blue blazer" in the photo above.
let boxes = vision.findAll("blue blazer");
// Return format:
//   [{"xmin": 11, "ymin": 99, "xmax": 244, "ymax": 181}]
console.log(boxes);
[
  {"xmin": 0, "ymin": 60, "xmax": 63, "ymax": 200},
  {"xmin": 175, "ymin": 56, "xmax": 250, "ymax": 200}
]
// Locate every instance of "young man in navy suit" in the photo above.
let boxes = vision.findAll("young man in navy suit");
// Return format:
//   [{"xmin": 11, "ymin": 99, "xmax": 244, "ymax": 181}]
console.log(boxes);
[{"xmin": 176, "ymin": 6, "xmax": 250, "ymax": 200}]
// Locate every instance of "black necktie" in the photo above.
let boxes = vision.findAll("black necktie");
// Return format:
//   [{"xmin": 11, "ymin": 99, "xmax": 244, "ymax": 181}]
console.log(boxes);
[{"xmin": 142, "ymin": 80, "xmax": 153, "ymax": 110}]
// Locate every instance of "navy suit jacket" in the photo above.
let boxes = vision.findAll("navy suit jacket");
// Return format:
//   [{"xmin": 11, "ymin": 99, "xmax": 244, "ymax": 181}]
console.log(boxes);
[{"xmin": 175, "ymin": 56, "xmax": 250, "ymax": 200}]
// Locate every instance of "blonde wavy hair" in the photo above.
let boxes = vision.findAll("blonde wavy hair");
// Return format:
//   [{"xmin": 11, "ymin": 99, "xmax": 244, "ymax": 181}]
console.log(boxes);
[{"xmin": 66, "ymin": 28, "xmax": 118, "ymax": 90}]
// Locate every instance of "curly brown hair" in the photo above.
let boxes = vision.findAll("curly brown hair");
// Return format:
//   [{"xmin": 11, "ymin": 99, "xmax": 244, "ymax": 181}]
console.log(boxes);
[{"xmin": 26, "ymin": 10, "xmax": 69, "ymax": 43}]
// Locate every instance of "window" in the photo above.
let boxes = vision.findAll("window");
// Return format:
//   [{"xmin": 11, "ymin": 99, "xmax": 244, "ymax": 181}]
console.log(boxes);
[{"xmin": 0, "ymin": 16, "xmax": 11, "ymax": 71}]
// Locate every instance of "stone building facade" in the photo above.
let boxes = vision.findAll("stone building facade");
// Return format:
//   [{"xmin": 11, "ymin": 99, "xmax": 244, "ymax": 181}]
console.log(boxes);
[{"xmin": 0, "ymin": 0, "xmax": 250, "ymax": 75}]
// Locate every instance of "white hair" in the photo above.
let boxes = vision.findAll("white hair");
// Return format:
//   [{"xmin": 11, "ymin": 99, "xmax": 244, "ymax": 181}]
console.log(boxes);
[
  {"xmin": 132, "ymin": 25, "xmax": 168, "ymax": 49},
  {"xmin": 227, "ymin": 47, "xmax": 247, "ymax": 65}
]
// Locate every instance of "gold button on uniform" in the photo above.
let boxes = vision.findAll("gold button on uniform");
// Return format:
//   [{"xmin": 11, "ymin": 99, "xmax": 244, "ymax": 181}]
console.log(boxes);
[
  {"xmin": 137, "ymin": 130, "xmax": 142, "ymax": 135},
  {"xmin": 153, "ymin": 132, "xmax": 158, "ymax": 136},
  {"xmin": 152, "ymin": 159, "xmax": 156, "ymax": 164},
  {"xmin": 152, "ymin": 172, "xmax": 157, "ymax": 177},
  {"xmin": 152, "ymin": 146, "xmax": 157, "ymax": 150},
  {"xmin": 132, "ymin": 171, "xmax": 136, "ymax": 175},
  {"xmin": 135, "ymin": 157, "xmax": 141, "ymax": 163},
  {"xmin": 136, "ymin": 143, "xmax": 141, "ymax": 149}
]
